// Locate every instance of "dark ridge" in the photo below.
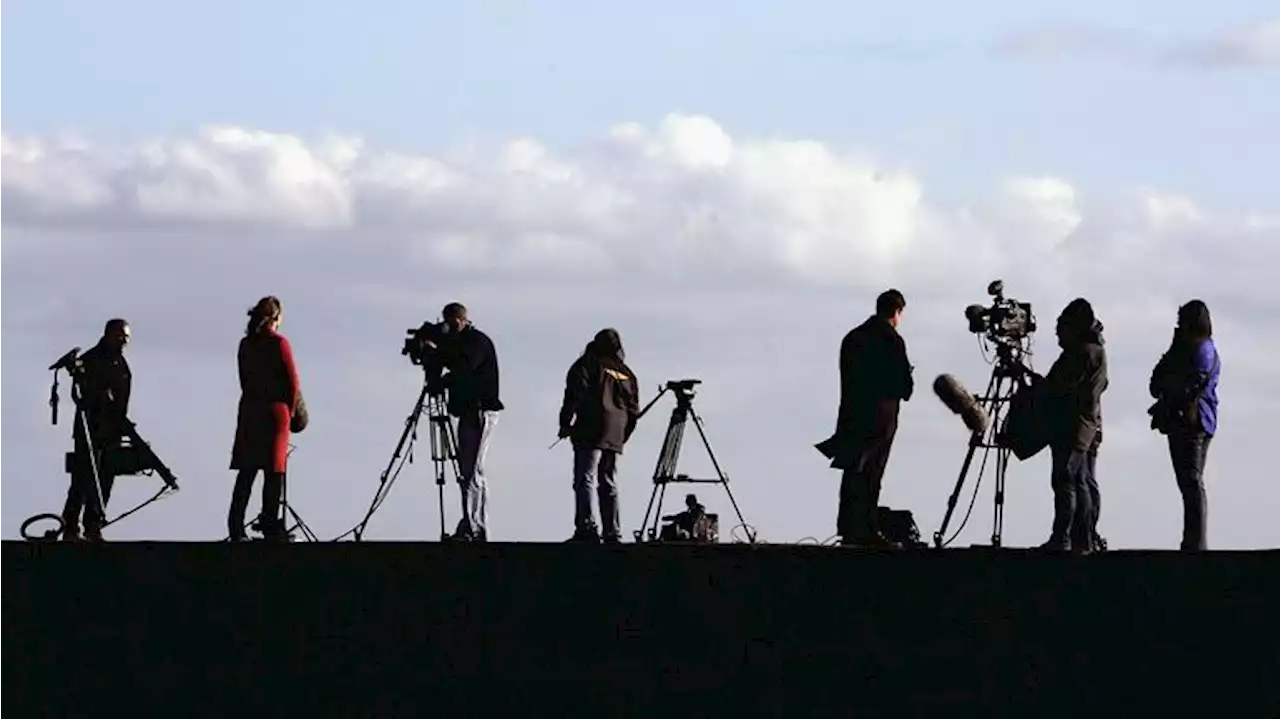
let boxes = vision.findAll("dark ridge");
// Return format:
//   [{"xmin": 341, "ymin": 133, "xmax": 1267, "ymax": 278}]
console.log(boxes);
[{"xmin": 5, "ymin": 542, "xmax": 1279, "ymax": 715}]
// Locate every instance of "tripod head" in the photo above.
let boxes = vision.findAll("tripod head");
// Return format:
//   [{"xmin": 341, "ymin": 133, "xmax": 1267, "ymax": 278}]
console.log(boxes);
[
  {"xmin": 637, "ymin": 379, "xmax": 702, "ymax": 421},
  {"xmin": 665, "ymin": 379, "xmax": 701, "ymax": 405},
  {"xmin": 991, "ymin": 340, "xmax": 1032, "ymax": 380},
  {"xmin": 47, "ymin": 347, "xmax": 84, "ymax": 426}
]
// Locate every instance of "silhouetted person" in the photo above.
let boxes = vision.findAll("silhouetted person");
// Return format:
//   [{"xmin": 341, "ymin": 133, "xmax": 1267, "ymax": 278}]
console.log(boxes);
[
  {"xmin": 1149, "ymin": 300, "xmax": 1220, "ymax": 551},
  {"xmin": 228, "ymin": 297, "xmax": 302, "ymax": 541},
  {"xmin": 817, "ymin": 289, "xmax": 914, "ymax": 548},
  {"xmin": 429, "ymin": 302, "xmax": 503, "ymax": 542},
  {"xmin": 661, "ymin": 494, "xmax": 707, "ymax": 540},
  {"xmin": 61, "ymin": 319, "xmax": 132, "ymax": 542},
  {"xmin": 1034, "ymin": 298, "xmax": 1108, "ymax": 553},
  {"xmin": 558, "ymin": 328, "xmax": 640, "ymax": 543}
]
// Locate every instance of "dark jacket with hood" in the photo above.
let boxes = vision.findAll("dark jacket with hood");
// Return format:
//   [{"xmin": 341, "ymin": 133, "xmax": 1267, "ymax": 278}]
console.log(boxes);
[
  {"xmin": 1040, "ymin": 301, "xmax": 1108, "ymax": 452},
  {"xmin": 559, "ymin": 329, "xmax": 640, "ymax": 453},
  {"xmin": 816, "ymin": 314, "xmax": 914, "ymax": 469}
]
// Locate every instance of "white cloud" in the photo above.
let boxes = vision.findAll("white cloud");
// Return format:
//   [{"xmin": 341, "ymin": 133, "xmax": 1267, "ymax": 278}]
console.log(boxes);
[
  {"xmin": 995, "ymin": 19, "xmax": 1280, "ymax": 69},
  {"xmin": 3, "ymin": 114, "xmax": 1277, "ymax": 550}
]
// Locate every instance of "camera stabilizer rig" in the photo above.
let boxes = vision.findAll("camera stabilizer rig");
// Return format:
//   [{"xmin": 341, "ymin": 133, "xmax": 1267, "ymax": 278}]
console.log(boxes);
[
  {"xmin": 21, "ymin": 348, "xmax": 180, "ymax": 542},
  {"xmin": 934, "ymin": 280, "xmax": 1036, "ymax": 549},
  {"xmin": 345, "ymin": 322, "xmax": 462, "ymax": 542},
  {"xmin": 634, "ymin": 379, "xmax": 756, "ymax": 544}
]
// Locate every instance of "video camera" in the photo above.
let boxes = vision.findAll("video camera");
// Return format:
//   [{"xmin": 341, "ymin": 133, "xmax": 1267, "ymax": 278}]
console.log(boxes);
[
  {"xmin": 401, "ymin": 321, "xmax": 449, "ymax": 367},
  {"xmin": 964, "ymin": 280, "xmax": 1036, "ymax": 342}
]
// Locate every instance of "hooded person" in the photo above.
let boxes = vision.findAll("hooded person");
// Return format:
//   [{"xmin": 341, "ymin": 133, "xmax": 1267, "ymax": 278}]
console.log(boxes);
[
  {"xmin": 1032, "ymin": 298, "xmax": 1108, "ymax": 553},
  {"xmin": 558, "ymin": 328, "xmax": 641, "ymax": 543},
  {"xmin": 1148, "ymin": 299, "xmax": 1220, "ymax": 550}
]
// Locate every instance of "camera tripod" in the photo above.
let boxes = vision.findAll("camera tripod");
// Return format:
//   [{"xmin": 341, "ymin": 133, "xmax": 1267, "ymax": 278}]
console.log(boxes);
[
  {"xmin": 933, "ymin": 342, "xmax": 1029, "ymax": 549},
  {"xmin": 635, "ymin": 380, "xmax": 756, "ymax": 544},
  {"xmin": 351, "ymin": 380, "xmax": 461, "ymax": 542}
]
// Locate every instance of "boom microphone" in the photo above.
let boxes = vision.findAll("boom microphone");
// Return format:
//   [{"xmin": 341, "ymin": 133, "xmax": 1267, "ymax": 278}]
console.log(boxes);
[{"xmin": 932, "ymin": 374, "xmax": 989, "ymax": 435}]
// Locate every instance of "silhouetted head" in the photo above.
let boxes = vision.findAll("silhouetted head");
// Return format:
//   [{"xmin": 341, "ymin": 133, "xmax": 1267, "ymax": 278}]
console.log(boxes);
[
  {"xmin": 876, "ymin": 289, "xmax": 907, "ymax": 328},
  {"xmin": 1176, "ymin": 299, "xmax": 1213, "ymax": 342},
  {"xmin": 1055, "ymin": 298, "xmax": 1096, "ymax": 348},
  {"xmin": 246, "ymin": 296, "xmax": 283, "ymax": 337},
  {"xmin": 442, "ymin": 302, "xmax": 470, "ymax": 334},
  {"xmin": 588, "ymin": 328, "xmax": 624, "ymax": 361},
  {"xmin": 685, "ymin": 493, "xmax": 699, "ymax": 509},
  {"xmin": 102, "ymin": 318, "xmax": 131, "ymax": 354}
]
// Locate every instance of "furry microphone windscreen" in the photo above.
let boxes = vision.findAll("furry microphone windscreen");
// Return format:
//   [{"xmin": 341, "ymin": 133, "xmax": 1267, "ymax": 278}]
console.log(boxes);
[{"xmin": 932, "ymin": 374, "xmax": 989, "ymax": 434}]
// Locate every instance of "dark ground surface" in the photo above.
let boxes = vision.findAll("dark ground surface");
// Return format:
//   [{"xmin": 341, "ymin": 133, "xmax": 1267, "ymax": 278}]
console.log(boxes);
[{"xmin": 5, "ymin": 541, "xmax": 1280, "ymax": 716}]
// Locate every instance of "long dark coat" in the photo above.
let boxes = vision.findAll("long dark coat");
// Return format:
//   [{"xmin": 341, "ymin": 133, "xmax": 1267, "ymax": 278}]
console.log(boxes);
[{"xmin": 816, "ymin": 315, "xmax": 914, "ymax": 471}]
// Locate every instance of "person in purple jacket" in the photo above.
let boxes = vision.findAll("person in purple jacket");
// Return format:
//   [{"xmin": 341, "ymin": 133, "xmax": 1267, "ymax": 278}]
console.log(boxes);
[{"xmin": 1148, "ymin": 300, "xmax": 1221, "ymax": 551}]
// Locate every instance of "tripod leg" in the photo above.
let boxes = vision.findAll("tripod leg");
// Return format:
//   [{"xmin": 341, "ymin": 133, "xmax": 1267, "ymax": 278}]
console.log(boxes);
[
  {"xmin": 934, "ymin": 371, "xmax": 1002, "ymax": 548},
  {"xmin": 433, "ymin": 397, "xmax": 466, "ymax": 540},
  {"xmin": 989, "ymin": 374, "xmax": 1012, "ymax": 548},
  {"xmin": 991, "ymin": 448, "xmax": 1010, "ymax": 548},
  {"xmin": 75, "ymin": 408, "xmax": 110, "ymax": 538},
  {"xmin": 689, "ymin": 409, "xmax": 755, "ymax": 542},
  {"xmin": 638, "ymin": 409, "xmax": 686, "ymax": 541},
  {"xmin": 353, "ymin": 383, "xmax": 430, "ymax": 541}
]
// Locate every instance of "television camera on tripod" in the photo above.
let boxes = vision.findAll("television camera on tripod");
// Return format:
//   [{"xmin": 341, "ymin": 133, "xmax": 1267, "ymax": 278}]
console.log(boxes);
[
  {"xmin": 932, "ymin": 280, "xmax": 1043, "ymax": 549},
  {"xmin": 348, "ymin": 320, "xmax": 463, "ymax": 541}
]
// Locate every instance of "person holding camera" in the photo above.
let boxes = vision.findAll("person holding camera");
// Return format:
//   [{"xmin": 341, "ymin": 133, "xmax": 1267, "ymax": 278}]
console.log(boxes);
[
  {"xmin": 1033, "ymin": 298, "xmax": 1108, "ymax": 554},
  {"xmin": 61, "ymin": 318, "xmax": 133, "ymax": 542},
  {"xmin": 1148, "ymin": 300, "xmax": 1220, "ymax": 551},
  {"xmin": 558, "ymin": 328, "xmax": 640, "ymax": 543},
  {"xmin": 429, "ymin": 302, "xmax": 503, "ymax": 542},
  {"xmin": 816, "ymin": 289, "xmax": 914, "ymax": 549},
  {"xmin": 228, "ymin": 296, "xmax": 303, "ymax": 542}
]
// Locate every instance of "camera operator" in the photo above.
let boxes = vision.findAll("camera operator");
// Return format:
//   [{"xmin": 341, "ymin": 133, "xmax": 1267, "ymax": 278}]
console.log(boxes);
[
  {"xmin": 426, "ymin": 302, "xmax": 503, "ymax": 542},
  {"xmin": 660, "ymin": 494, "xmax": 706, "ymax": 541},
  {"xmin": 61, "ymin": 319, "xmax": 133, "ymax": 542},
  {"xmin": 558, "ymin": 328, "xmax": 640, "ymax": 543},
  {"xmin": 816, "ymin": 289, "xmax": 914, "ymax": 549},
  {"xmin": 1031, "ymin": 299, "xmax": 1108, "ymax": 554},
  {"xmin": 1148, "ymin": 300, "xmax": 1220, "ymax": 551}
]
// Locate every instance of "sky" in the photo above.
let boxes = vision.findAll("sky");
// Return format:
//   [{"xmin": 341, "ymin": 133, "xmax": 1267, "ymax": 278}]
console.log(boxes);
[{"xmin": 3, "ymin": 1, "xmax": 1278, "ymax": 549}]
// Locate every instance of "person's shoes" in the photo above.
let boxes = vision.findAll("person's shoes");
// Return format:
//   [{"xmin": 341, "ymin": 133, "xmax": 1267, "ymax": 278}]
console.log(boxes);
[
  {"xmin": 1038, "ymin": 538, "xmax": 1071, "ymax": 552},
  {"xmin": 1092, "ymin": 534, "xmax": 1108, "ymax": 552},
  {"xmin": 566, "ymin": 528, "xmax": 601, "ymax": 543},
  {"xmin": 61, "ymin": 526, "xmax": 84, "ymax": 542},
  {"xmin": 83, "ymin": 529, "xmax": 105, "ymax": 543},
  {"xmin": 602, "ymin": 535, "xmax": 622, "ymax": 545}
]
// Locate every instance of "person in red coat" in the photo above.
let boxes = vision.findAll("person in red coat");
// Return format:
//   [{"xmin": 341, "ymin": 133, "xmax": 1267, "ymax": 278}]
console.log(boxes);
[{"xmin": 227, "ymin": 296, "xmax": 302, "ymax": 541}]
